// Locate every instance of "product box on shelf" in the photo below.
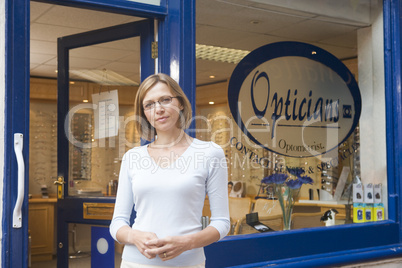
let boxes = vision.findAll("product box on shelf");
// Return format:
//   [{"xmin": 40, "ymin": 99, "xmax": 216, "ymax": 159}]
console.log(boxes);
[
  {"xmin": 364, "ymin": 183, "xmax": 374, "ymax": 203},
  {"xmin": 353, "ymin": 203, "xmax": 365, "ymax": 223},
  {"xmin": 374, "ymin": 183, "xmax": 382, "ymax": 203},
  {"xmin": 363, "ymin": 203, "xmax": 373, "ymax": 222},
  {"xmin": 373, "ymin": 203, "xmax": 385, "ymax": 221},
  {"xmin": 353, "ymin": 183, "xmax": 364, "ymax": 203}
]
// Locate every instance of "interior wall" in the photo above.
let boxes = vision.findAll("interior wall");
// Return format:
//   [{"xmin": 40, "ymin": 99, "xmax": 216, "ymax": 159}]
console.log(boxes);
[{"xmin": 357, "ymin": 3, "xmax": 387, "ymax": 211}]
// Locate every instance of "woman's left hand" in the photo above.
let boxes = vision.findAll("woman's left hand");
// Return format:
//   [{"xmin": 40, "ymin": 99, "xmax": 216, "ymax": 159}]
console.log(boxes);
[{"xmin": 144, "ymin": 235, "xmax": 192, "ymax": 261}]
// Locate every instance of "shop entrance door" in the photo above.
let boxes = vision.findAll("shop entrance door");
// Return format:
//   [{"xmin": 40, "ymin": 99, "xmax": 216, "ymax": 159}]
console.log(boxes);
[{"xmin": 56, "ymin": 19, "xmax": 154, "ymax": 268}]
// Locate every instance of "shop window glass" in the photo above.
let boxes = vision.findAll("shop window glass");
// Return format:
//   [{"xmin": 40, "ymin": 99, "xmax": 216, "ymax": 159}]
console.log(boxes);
[{"xmin": 195, "ymin": 0, "xmax": 386, "ymax": 234}]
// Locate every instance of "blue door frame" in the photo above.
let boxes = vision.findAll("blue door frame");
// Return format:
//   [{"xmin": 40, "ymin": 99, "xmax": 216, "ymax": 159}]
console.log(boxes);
[
  {"xmin": 3, "ymin": 0, "xmax": 30, "ymax": 267},
  {"xmin": 3, "ymin": 0, "xmax": 195, "ymax": 267},
  {"xmin": 4, "ymin": 0, "xmax": 402, "ymax": 267},
  {"xmin": 56, "ymin": 19, "xmax": 155, "ymax": 267}
]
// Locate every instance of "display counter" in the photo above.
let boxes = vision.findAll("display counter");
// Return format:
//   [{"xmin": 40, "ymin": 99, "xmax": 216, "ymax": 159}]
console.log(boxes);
[{"xmin": 28, "ymin": 196, "xmax": 57, "ymax": 261}]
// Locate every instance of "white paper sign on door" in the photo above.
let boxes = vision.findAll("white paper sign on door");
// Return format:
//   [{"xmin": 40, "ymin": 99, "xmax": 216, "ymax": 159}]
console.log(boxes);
[{"xmin": 92, "ymin": 90, "xmax": 119, "ymax": 139}]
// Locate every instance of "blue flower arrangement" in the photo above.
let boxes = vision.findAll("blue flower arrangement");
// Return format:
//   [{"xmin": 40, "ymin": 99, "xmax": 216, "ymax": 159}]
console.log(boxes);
[{"xmin": 261, "ymin": 167, "xmax": 314, "ymax": 230}]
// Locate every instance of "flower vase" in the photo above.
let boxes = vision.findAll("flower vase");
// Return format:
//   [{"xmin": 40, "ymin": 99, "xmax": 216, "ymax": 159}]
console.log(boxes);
[
  {"xmin": 278, "ymin": 186, "xmax": 298, "ymax": 231},
  {"xmin": 282, "ymin": 205, "xmax": 293, "ymax": 230},
  {"xmin": 261, "ymin": 168, "xmax": 314, "ymax": 231}
]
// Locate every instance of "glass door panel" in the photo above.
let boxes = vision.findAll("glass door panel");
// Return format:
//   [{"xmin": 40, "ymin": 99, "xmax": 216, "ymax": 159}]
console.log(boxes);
[{"xmin": 67, "ymin": 37, "xmax": 141, "ymax": 197}]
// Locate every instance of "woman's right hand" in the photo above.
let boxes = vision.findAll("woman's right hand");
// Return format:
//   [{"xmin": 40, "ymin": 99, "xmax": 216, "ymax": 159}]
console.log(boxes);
[{"xmin": 128, "ymin": 229, "xmax": 159, "ymax": 259}]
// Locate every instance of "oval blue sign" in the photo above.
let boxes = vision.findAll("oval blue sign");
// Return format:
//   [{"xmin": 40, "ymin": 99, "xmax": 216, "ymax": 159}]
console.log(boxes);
[{"xmin": 228, "ymin": 42, "xmax": 362, "ymax": 157}]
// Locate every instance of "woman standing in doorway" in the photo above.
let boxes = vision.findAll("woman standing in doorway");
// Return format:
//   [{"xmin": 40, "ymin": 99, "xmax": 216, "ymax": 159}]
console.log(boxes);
[{"xmin": 110, "ymin": 73, "xmax": 230, "ymax": 268}]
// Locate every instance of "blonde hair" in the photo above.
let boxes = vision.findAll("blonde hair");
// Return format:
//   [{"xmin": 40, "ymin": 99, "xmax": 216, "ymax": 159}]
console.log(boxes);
[{"xmin": 134, "ymin": 73, "xmax": 192, "ymax": 141}]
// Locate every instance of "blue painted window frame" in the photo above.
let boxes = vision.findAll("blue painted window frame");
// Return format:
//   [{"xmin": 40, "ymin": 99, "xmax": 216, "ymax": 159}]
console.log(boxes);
[
  {"xmin": 4, "ymin": 0, "xmax": 402, "ymax": 267},
  {"xmin": 204, "ymin": 0, "xmax": 402, "ymax": 267}
]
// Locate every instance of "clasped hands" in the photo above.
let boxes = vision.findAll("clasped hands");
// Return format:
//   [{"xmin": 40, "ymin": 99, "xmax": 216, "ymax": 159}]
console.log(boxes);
[{"xmin": 132, "ymin": 230, "xmax": 191, "ymax": 261}]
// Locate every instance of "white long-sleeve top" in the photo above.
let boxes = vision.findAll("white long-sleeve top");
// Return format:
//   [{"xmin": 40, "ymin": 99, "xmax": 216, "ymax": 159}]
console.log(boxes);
[{"xmin": 110, "ymin": 139, "xmax": 230, "ymax": 266}]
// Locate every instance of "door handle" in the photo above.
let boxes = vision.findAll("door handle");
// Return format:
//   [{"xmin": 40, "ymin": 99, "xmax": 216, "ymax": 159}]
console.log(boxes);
[
  {"xmin": 13, "ymin": 133, "xmax": 24, "ymax": 228},
  {"xmin": 54, "ymin": 176, "xmax": 65, "ymax": 199}
]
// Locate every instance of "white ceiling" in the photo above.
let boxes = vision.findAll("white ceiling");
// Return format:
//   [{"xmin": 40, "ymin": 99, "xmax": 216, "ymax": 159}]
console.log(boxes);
[{"xmin": 30, "ymin": 0, "xmax": 369, "ymax": 86}]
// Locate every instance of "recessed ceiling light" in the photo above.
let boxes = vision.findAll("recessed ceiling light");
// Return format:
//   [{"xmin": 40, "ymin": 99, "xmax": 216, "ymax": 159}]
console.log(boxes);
[
  {"xmin": 209, "ymin": 101, "xmax": 215, "ymax": 105},
  {"xmin": 83, "ymin": 99, "xmax": 89, "ymax": 103},
  {"xmin": 209, "ymin": 75, "xmax": 215, "ymax": 79},
  {"xmin": 196, "ymin": 44, "xmax": 250, "ymax": 64}
]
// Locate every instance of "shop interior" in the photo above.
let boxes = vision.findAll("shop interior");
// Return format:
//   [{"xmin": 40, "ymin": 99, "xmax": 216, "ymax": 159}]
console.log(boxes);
[{"xmin": 28, "ymin": 1, "xmax": 383, "ymax": 267}]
